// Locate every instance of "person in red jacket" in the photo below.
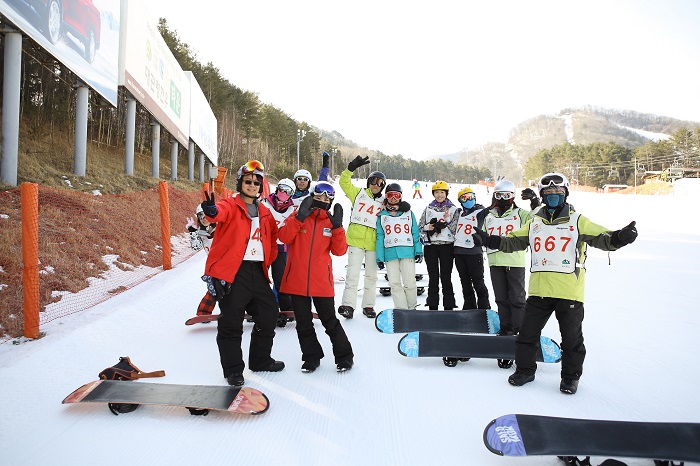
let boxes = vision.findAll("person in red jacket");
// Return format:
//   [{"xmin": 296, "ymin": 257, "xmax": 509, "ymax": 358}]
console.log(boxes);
[
  {"xmin": 200, "ymin": 160, "xmax": 284, "ymax": 387},
  {"xmin": 278, "ymin": 181, "xmax": 354, "ymax": 373}
]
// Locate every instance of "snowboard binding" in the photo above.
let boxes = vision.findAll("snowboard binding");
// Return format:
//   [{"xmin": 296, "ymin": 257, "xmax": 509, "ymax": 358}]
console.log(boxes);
[
  {"xmin": 108, "ymin": 403, "xmax": 139, "ymax": 415},
  {"xmin": 498, "ymin": 359, "xmax": 514, "ymax": 369}
]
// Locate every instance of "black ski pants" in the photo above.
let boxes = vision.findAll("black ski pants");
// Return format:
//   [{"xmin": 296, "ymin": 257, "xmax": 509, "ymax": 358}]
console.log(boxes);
[
  {"xmin": 454, "ymin": 253, "xmax": 491, "ymax": 310},
  {"xmin": 291, "ymin": 295, "xmax": 354, "ymax": 364},
  {"xmin": 515, "ymin": 296, "xmax": 586, "ymax": 380},
  {"xmin": 271, "ymin": 247, "xmax": 293, "ymax": 312},
  {"xmin": 424, "ymin": 243, "xmax": 456, "ymax": 310},
  {"xmin": 217, "ymin": 261, "xmax": 279, "ymax": 377},
  {"xmin": 489, "ymin": 265, "xmax": 526, "ymax": 332}
]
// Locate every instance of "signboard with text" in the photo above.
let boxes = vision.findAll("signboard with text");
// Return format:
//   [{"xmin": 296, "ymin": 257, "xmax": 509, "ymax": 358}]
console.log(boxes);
[{"xmin": 186, "ymin": 72, "xmax": 218, "ymax": 165}]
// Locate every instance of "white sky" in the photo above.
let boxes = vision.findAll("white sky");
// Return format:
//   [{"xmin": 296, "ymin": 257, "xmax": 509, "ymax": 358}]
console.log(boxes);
[{"xmin": 146, "ymin": 0, "xmax": 700, "ymax": 160}]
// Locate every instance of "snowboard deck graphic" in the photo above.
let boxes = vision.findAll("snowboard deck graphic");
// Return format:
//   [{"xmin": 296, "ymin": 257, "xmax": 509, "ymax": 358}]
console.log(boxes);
[
  {"xmin": 63, "ymin": 380, "xmax": 269, "ymax": 415},
  {"xmin": 398, "ymin": 332, "xmax": 561, "ymax": 362},
  {"xmin": 185, "ymin": 314, "xmax": 219, "ymax": 325},
  {"xmin": 376, "ymin": 308, "xmax": 500, "ymax": 334},
  {"xmin": 483, "ymin": 414, "xmax": 700, "ymax": 463}
]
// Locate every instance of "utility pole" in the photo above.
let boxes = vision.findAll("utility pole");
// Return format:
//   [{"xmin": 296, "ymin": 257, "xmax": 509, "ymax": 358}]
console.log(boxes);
[{"xmin": 296, "ymin": 129, "xmax": 306, "ymax": 171}]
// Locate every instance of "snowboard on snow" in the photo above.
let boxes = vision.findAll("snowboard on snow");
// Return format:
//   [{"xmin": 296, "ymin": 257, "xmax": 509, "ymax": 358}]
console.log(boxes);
[
  {"xmin": 398, "ymin": 332, "xmax": 561, "ymax": 362},
  {"xmin": 483, "ymin": 414, "xmax": 700, "ymax": 463},
  {"xmin": 376, "ymin": 308, "xmax": 500, "ymax": 334},
  {"xmin": 378, "ymin": 286, "xmax": 425, "ymax": 297},
  {"xmin": 185, "ymin": 314, "xmax": 219, "ymax": 325},
  {"xmin": 63, "ymin": 380, "xmax": 269, "ymax": 416}
]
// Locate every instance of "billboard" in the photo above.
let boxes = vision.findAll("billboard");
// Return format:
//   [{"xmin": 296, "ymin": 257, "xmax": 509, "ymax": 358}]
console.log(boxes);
[
  {"xmin": 186, "ymin": 71, "xmax": 217, "ymax": 165},
  {"xmin": 0, "ymin": 0, "xmax": 120, "ymax": 106},
  {"xmin": 118, "ymin": 0, "xmax": 189, "ymax": 147}
]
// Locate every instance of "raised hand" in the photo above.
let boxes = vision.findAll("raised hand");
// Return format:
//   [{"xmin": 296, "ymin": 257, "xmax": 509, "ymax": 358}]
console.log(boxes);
[{"xmin": 200, "ymin": 191, "xmax": 217, "ymax": 218}]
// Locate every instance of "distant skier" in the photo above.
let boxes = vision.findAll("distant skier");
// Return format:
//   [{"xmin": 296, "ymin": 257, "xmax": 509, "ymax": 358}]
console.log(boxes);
[
  {"xmin": 412, "ymin": 179, "xmax": 422, "ymax": 199},
  {"xmin": 476, "ymin": 173, "xmax": 638, "ymax": 395}
]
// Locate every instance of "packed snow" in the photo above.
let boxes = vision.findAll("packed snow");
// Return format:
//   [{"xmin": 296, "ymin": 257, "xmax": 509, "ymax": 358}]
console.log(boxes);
[{"xmin": 2, "ymin": 178, "xmax": 699, "ymax": 466}]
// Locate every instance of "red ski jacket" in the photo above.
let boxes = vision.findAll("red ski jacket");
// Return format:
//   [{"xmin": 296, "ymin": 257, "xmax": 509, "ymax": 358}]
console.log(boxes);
[
  {"xmin": 278, "ymin": 208, "xmax": 347, "ymax": 297},
  {"xmin": 204, "ymin": 194, "xmax": 278, "ymax": 283}
]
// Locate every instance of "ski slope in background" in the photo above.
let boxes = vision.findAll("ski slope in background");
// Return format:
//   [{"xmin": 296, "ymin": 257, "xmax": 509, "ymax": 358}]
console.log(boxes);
[{"xmin": 2, "ymin": 179, "xmax": 699, "ymax": 466}]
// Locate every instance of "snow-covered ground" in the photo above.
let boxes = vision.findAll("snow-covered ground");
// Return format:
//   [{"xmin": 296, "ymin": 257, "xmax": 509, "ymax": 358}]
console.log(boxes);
[{"xmin": 2, "ymin": 178, "xmax": 699, "ymax": 466}]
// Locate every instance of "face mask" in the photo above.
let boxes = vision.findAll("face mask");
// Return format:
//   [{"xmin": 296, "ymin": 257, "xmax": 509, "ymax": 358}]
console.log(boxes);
[
  {"xmin": 312, "ymin": 199, "xmax": 331, "ymax": 211},
  {"xmin": 496, "ymin": 198, "xmax": 512, "ymax": 210},
  {"xmin": 544, "ymin": 193, "xmax": 566, "ymax": 209},
  {"xmin": 461, "ymin": 199, "xmax": 476, "ymax": 210}
]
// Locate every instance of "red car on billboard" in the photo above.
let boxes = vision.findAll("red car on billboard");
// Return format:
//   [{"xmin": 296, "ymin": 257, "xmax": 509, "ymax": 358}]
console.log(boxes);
[{"xmin": 25, "ymin": 0, "xmax": 101, "ymax": 63}]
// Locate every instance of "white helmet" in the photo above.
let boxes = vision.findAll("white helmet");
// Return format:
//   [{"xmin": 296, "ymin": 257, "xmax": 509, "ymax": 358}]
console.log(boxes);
[
  {"xmin": 294, "ymin": 169, "xmax": 312, "ymax": 181},
  {"xmin": 538, "ymin": 173, "xmax": 570, "ymax": 194},
  {"xmin": 494, "ymin": 180, "xmax": 515, "ymax": 193}
]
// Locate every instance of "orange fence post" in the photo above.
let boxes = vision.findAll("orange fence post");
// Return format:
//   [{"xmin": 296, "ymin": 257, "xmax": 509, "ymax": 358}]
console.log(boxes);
[
  {"xmin": 21, "ymin": 182, "xmax": 40, "ymax": 339},
  {"xmin": 159, "ymin": 181, "xmax": 172, "ymax": 270}
]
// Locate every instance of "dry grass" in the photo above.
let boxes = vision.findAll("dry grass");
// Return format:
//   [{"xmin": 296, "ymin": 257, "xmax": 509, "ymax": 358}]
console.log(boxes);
[{"xmin": 0, "ymin": 125, "xmax": 208, "ymax": 341}]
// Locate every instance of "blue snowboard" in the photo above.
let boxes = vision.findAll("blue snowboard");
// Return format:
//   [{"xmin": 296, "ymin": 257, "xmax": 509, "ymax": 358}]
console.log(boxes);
[
  {"xmin": 375, "ymin": 308, "xmax": 500, "ymax": 334},
  {"xmin": 484, "ymin": 414, "xmax": 700, "ymax": 463},
  {"xmin": 398, "ymin": 332, "xmax": 561, "ymax": 362}
]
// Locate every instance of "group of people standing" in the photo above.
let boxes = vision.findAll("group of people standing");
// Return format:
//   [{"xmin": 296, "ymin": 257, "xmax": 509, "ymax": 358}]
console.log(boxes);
[{"xmin": 190, "ymin": 153, "xmax": 638, "ymax": 395}]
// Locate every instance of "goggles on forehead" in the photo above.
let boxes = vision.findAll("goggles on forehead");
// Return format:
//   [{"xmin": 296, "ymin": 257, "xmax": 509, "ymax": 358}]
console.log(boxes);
[
  {"xmin": 459, "ymin": 193, "xmax": 475, "ymax": 202},
  {"xmin": 244, "ymin": 160, "xmax": 264, "ymax": 172},
  {"xmin": 385, "ymin": 191, "xmax": 402, "ymax": 201},
  {"xmin": 494, "ymin": 191, "xmax": 514, "ymax": 200},
  {"xmin": 540, "ymin": 174, "xmax": 567, "ymax": 188}
]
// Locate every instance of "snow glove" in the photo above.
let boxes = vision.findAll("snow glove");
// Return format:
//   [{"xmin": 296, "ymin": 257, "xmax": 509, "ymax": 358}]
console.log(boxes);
[
  {"xmin": 347, "ymin": 155, "xmax": 370, "ymax": 172},
  {"xmin": 328, "ymin": 204, "xmax": 344, "ymax": 229},
  {"xmin": 296, "ymin": 196, "xmax": 315, "ymax": 222},
  {"xmin": 200, "ymin": 191, "xmax": 217, "ymax": 218},
  {"xmin": 202, "ymin": 275, "xmax": 232, "ymax": 301},
  {"xmin": 433, "ymin": 220, "xmax": 447, "ymax": 233},
  {"xmin": 611, "ymin": 221, "xmax": 637, "ymax": 248},
  {"xmin": 521, "ymin": 188, "xmax": 541, "ymax": 210},
  {"xmin": 474, "ymin": 228, "xmax": 501, "ymax": 249},
  {"xmin": 322, "ymin": 151, "xmax": 330, "ymax": 169}
]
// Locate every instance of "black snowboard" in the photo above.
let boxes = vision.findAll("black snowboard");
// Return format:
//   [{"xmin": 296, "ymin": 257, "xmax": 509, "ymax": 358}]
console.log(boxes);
[
  {"xmin": 375, "ymin": 308, "xmax": 500, "ymax": 334},
  {"xmin": 398, "ymin": 332, "xmax": 561, "ymax": 363},
  {"xmin": 63, "ymin": 380, "xmax": 269, "ymax": 415},
  {"xmin": 484, "ymin": 414, "xmax": 700, "ymax": 463}
]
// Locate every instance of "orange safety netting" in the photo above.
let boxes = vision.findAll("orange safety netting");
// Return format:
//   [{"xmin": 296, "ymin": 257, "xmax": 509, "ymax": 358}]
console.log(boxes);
[{"xmin": 0, "ymin": 183, "xmax": 203, "ymax": 343}]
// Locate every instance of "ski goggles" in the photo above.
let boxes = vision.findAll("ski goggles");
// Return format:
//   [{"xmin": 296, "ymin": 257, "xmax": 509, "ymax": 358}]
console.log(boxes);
[
  {"xmin": 385, "ymin": 191, "xmax": 402, "ymax": 201},
  {"xmin": 276, "ymin": 184, "xmax": 294, "ymax": 196},
  {"xmin": 368, "ymin": 177, "xmax": 385, "ymax": 187},
  {"xmin": 313, "ymin": 182, "xmax": 335, "ymax": 200},
  {"xmin": 295, "ymin": 176, "xmax": 310, "ymax": 183},
  {"xmin": 458, "ymin": 193, "xmax": 475, "ymax": 202},
  {"xmin": 539, "ymin": 174, "xmax": 567, "ymax": 188},
  {"xmin": 243, "ymin": 160, "xmax": 264, "ymax": 173},
  {"xmin": 494, "ymin": 191, "xmax": 514, "ymax": 200}
]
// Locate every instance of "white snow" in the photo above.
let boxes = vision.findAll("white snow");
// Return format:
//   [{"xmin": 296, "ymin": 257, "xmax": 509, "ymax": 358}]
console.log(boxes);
[
  {"xmin": 2, "ymin": 179, "xmax": 700, "ymax": 466},
  {"xmin": 618, "ymin": 125, "xmax": 671, "ymax": 142},
  {"xmin": 560, "ymin": 113, "xmax": 576, "ymax": 145}
]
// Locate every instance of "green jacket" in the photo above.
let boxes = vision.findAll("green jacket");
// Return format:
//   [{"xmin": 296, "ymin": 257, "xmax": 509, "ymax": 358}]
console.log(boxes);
[
  {"xmin": 339, "ymin": 169, "xmax": 382, "ymax": 250},
  {"xmin": 497, "ymin": 204, "xmax": 617, "ymax": 302},
  {"xmin": 484, "ymin": 205, "xmax": 533, "ymax": 267}
]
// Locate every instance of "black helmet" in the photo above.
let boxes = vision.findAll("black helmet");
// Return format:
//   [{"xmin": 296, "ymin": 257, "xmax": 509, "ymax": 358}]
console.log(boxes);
[
  {"xmin": 367, "ymin": 171, "xmax": 386, "ymax": 190},
  {"xmin": 385, "ymin": 182, "xmax": 402, "ymax": 194}
]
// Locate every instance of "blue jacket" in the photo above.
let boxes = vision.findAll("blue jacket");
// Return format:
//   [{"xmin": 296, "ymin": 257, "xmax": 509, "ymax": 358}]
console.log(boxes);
[{"xmin": 375, "ymin": 209, "xmax": 423, "ymax": 263}]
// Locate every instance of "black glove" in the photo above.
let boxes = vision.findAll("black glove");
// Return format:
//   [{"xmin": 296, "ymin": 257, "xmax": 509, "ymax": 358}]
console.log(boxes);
[
  {"xmin": 433, "ymin": 220, "xmax": 446, "ymax": 232},
  {"xmin": 200, "ymin": 191, "xmax": 217, "ymax": 218},
  {"xmin": 521, "ymin": 188, "xmax": 537, "ymax": 200},
  {"xmin": 473, "ymin": 231, "xmax": 483, "ymax": 247},
  {"xmin": 415, "ymin": 254, "xmax": 423, "ymax": 263},
  {"xmin": 474, "ymin": 229, "xmax": 501, "ymax": 249},
  {"xmin": 202, "ymin": 275, "xmax": 231, "ymax": 301},
  {"xmin": 296, "ymin": 196, "xmax": 315, "ymax": 222},
  {"xmin": 347, "ymin": 155, "xmax": 370, "ymax": 172},
  {"xmin": 398, "ymin": 200, "xmax": 411, "ymax": 213},
  {"xmin": 611, "ymin": 221, "xmax": 637, "ymax": 247},
  {"xmin": 322, "ymin": 151, "xmax": 330, "ymax": 169},
  {"xmin": 328, "ymin": 204, "xmax": 343, "ymax": 229},
  {"xmin": 376, "ymin": 261, "xmax": 385, "ymax": 270}
]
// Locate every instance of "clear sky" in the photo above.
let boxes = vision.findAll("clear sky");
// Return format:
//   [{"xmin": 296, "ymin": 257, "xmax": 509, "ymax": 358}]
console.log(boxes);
[{"xmin": 146, "ymin": 0, "xmax": 700, "ymax": 160}]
